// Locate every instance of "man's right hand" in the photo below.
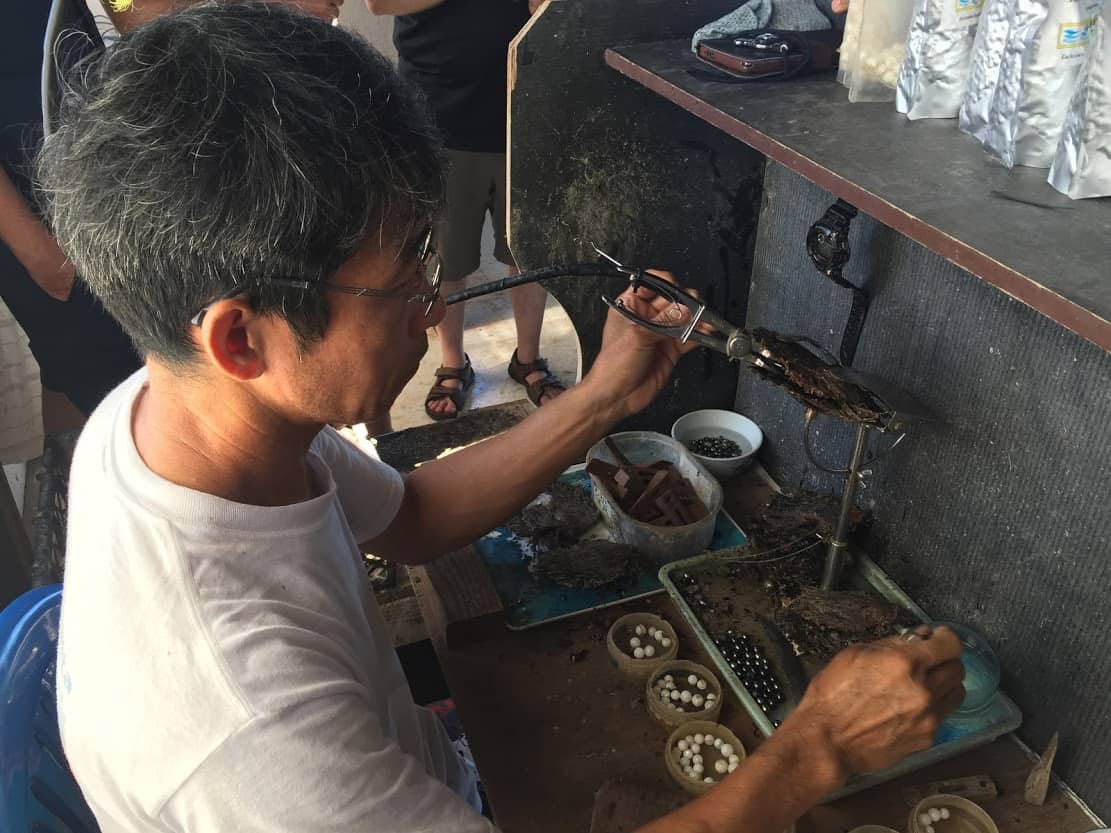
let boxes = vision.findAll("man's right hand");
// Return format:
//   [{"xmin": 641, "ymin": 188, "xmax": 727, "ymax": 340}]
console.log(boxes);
[{"xmin": 788, "ymin": 626, "xmax": 965, "ymax": 776}]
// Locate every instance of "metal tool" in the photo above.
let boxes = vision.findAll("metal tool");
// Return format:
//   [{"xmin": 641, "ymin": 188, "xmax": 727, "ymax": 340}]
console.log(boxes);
[{"xmin": 595, "ymin": 246, "xmax": 753, "ymax": 361}]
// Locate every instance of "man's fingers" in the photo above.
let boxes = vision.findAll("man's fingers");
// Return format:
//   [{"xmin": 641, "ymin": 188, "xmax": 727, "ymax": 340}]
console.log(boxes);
[
  {"xmin": 924, "ymin": 657, "xmax": 965, "ymax": 695},
  {"xmin": 904, "ymin": 625, "xmax": 963, "ymax": 670},
  {"xmin": 934, "ymin": 682, "xmax": 966, "ymax": 718}
]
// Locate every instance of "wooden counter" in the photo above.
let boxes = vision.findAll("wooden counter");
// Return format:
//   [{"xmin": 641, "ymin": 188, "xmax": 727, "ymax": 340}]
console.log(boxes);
[{"xmin": 604, "ymin": 40, "xmax": 1111, "ymax": 354}]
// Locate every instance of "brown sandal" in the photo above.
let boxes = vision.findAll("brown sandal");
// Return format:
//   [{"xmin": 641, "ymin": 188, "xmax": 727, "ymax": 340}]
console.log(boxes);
[
  {"xmin": 507, "ymin": 348, "xmax": 566, "ymax": 407},
  {"xmin": 424, "ymin": 355, "xmax": 475, "ymax": 421}
]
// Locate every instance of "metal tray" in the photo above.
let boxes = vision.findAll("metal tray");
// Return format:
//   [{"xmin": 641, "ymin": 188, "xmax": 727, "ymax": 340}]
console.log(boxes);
[{"xmin": 659, "ymin": 550, "xmax": 1023, "ymax": 799}]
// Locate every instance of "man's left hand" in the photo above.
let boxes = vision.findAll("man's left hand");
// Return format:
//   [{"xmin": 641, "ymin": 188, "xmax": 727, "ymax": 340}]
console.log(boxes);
[{"xmin": 582, "ymin": 271, "xmax": 701, "ymax": 422}]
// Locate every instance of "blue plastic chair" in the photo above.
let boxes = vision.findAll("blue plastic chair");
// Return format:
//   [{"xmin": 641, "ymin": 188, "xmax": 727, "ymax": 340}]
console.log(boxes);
[{"xmin": 0, "ymin": 585, "xmax": 100, "ymax": 833}]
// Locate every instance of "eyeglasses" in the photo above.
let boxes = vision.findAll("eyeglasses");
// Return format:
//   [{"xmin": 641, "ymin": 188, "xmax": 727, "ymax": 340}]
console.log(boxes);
[{"xmin": 190, "ymin": 226, "xmax": 442, "ymax": 326}]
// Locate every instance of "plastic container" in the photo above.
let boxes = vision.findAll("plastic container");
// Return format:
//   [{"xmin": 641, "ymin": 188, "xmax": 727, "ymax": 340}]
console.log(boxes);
[
  {"xmin": 839, "ymin": 0, "xmax": 866, "ymax": 87},
  {"xmin": 646, "ymin": 659, "xmax": 723, "ymax": 729},
  {"xmin": 908, "ymin": 795, "xmax": 1000, "ymax": 833},
  {"xmin": 664, "ymin": 720, "xmax": 746, "ymax": 796},
  {"xmin": 937, "ymin": 621, "xmax": 1001, "ymax": 719},
  {"xmin": 671, "ymin": 409, "xmax": 763, "ymax": 482},
  {"xmin": 606, "ymin": 612, "xmax": 679, "ymax": 680},
  {"xmin": 844, "ymin": 0, "xmax": 918, "ymax": 101},
  {"xmin": 586, "ymin": 432, "xmax": 723, "ymax": 566}
]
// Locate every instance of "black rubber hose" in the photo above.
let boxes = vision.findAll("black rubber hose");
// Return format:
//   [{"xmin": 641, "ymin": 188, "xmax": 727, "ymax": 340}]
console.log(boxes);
[{"xmin": 444, "ymin": 263, "xmax": 627, "ymax": 305}]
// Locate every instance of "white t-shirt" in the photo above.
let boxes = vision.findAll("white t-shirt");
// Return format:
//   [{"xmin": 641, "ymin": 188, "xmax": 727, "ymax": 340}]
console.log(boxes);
[{"xmin": 57, "ymin": 370, "xmax": 494, "ymax": 833}]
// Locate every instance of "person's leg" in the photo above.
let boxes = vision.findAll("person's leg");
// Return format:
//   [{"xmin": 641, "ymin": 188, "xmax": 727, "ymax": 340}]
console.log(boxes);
[
  {"xmin": 425, "ymin": 150, "xmax": 486, "ymax": 419},
  {"xmin": 490, "ymin": 156, "xmax": 565, "ymax": 406}
]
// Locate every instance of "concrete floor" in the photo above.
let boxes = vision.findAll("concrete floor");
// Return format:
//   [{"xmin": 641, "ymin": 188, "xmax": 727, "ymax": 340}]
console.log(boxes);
[{"xmin": 383, "ymin": 219, "xmax": 581, "ymax": 433}]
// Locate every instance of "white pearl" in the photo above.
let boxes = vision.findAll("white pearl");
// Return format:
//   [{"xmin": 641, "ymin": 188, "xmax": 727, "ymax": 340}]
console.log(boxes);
[
  {"xmin": 643, "ymin": 645, "xmax": 656, "ymax": 658},
  {"xmin": 684, "ymin": 735, "xmax": 694, "ymax": 743},
  {"xmin": 677, "ymin": 739, "xmax": 689, "ymax": 751},
  {"xmin": 925, "ymin": 826, "xmax": 935, "ymax": 833},
  {"xmin": 704, "ymin": 735, "xmax": 715, "ymax": 745},
  {"xmin": 680, "ymin": 690, "xmax": 692, "ymax": 703},
  {"xmin": 660, "ymin": 637, "xmax": 672, "ymax": 648},
  {"xmin": 693, "ymin": 734, "xmax": 704, "ymax": 745},
  {"xmin": 674, "ymin": 705, "xmax": 685, "ymax": 712},
  {"xmin": 918, "ymin": 815, "xmax": 932, "ymax": 827},
  {"xmin": 706, "ymin": 693, "xmax": 717, "ymax": 701},
  {"xmin": 929, "ymin": 809, "xmax": 942, "ymax": 823},
  {"xmin": 719, "ymin": 743, "xmax": 733, "ymax": 757},
  {"xmin": 692, "ymin": 754, "xmax": 703, "ymax": 765},
  {"xmin": 687, "ymin": 675, "xmax": 698, "ymax": 686},
  {"xmin": 690, "ymin": 743, "xmax": 701, "ymax": 755},
  {"xmin": 665, "ymin": 680, "xmax": 676, "ymax": 690},
  {"xmin": 670, "ymin": 690, "xmax": 681, "ymax": 701},
  {"xmin": 692, "ymin": 764, "xmax": 704, "ymax": 775},
  {"xmin": 703, "ymin": 776, "xmax": 714, "ymax": 783},
  {"xmin": 633, "ymin": 647, "xmax": 645, "ymax": 659},
  {"xmin": 692, "ymin": 694, "xmax": 704, "ymax": 708},
  {"xmin": 727, "ymin": 761, "xmax": 739, "ymax": 772},
  {"xmin": 696, "ymin": 679, "xmax": 707, "ymax": 690},
  {"xmin": 940, "ymin": 809, "xmax": 951, "ymax": 820},
  {"xmin": 728, "ymin": 754, "xmax": 740, "ymax": 766},
  {"xmin": 634, "ymin": 624, "xmax": 646, "ymax": 636},
  {"xmin": 659, "ymin": 691, "xmax": 670, "ymax": 701},
  {"xmin": 629, "ymin": 637, "xmax": 641, "ymax": 649},
  {"xmin": 663, "ymin": 675, "xmax": 673, "ymax": 683},
  {"xmin": 714, "ymin": 759, "xmax": 729, "ymax": 774},
  {"xmin": 681, "ymin": 748, "xmax": 693, "ymax": 759}
]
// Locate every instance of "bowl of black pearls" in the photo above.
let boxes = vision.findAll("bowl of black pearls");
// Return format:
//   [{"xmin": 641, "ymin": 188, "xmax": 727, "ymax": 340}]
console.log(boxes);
[
  {"xmin": 646, "ymin": 660, "xmax": 722, "ymax": 728},
  {"xmin": 671, "ymin": 409, "xmax": 763, "ymax": 481},
  {"xmin": 606, "ymin": 613, "xmax": 679, "ymax": 679},
  {"xmin": 664, "ymin": 720, "xmax": 746, "ymax": 796}
]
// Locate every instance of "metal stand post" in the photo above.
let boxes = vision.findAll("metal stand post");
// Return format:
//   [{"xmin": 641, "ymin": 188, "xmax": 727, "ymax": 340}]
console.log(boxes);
[{"xmin": 820, "ymin": 423, "xmax": 870, "ymax": 591}]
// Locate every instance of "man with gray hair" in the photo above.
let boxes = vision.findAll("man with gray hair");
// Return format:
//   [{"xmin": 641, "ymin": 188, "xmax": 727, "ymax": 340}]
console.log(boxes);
[{"xmin": 40, "ymin": 4, "xmax": 962, "ymax": 832}]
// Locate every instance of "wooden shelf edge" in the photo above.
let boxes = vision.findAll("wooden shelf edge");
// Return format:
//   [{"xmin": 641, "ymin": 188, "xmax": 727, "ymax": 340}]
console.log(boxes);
[{"xmin": 605, "ymin": 47, "xmax": 1111, "ymax": 354}]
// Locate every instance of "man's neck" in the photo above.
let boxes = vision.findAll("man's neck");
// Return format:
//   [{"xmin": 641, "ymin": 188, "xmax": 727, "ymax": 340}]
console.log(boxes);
[{"xmin": 132, "ymin": 363, "xmax": 322, "ymax": 507}]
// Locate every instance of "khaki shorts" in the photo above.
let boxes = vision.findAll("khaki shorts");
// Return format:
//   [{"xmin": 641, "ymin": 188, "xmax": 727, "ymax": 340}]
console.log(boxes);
[{"xmin": 435, "ymin": 148, "xmax": 516, "ymax": 283}]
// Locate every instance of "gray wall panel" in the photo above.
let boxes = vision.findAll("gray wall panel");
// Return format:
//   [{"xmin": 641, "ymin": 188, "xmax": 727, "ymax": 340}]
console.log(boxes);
[{"xmin": 737, "ymin": 162, "xmax": 1111, "ymax": 817}]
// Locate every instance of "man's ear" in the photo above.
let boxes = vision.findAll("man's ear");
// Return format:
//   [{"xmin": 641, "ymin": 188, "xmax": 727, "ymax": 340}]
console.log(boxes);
[{"xmin": 195, "ymin": 299, "xmax": 267, "ymax": 381}]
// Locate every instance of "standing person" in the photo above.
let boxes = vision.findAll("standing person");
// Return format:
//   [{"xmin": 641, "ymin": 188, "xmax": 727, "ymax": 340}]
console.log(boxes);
[
  {"xmin": 370, "ymin": 0, "xmax": 566, "ymax": 422},
  {"xmin": 0, "ymin": 0, "xmax": 141, "ymax": 416}
]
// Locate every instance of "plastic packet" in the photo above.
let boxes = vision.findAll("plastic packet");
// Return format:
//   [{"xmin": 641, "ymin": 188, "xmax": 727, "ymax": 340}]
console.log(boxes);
[
  {"xmin": 1049, "ymin": 2, "xmax": 1111, "ymax": 196},
  {"xmin": 985, "ymin": 0, "xmax": 1100, "ymax": 168},
  {"xmin": 897, "ymin": 0, "xmax": 987, "ymax": 119},
  {"xmin": 839, "ymin": 0, "xmax": 866, "ymax": 87},
  {"xmin": 843, "ymin": 0, "xmax": 918, "ymax": 101},
  {"xmin": 960, "ymin": 0, "xmax": 1017, "ymax": 139}
]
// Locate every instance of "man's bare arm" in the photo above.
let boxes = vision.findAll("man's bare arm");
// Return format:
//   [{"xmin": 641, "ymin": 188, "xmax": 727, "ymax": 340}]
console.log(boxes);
[
  {"xmin": 637, "ymin": 630, "xmax": 966, "ymax": 833},
  {"xmin": 0, "ymin": 167, "xmax": 74, "ymax": 300}
]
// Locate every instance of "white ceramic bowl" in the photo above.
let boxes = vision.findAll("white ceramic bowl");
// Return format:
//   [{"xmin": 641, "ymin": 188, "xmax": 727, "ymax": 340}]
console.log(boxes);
[{"xmin": 671, "ymin": 410, "xmax": 763, "ymax": 481}]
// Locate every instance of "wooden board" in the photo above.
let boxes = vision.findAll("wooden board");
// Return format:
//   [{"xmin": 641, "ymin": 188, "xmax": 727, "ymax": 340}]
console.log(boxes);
[
  {"xmin": 507, "ymin": 0, "xmax": 765, "ymax": 433},
  {"xmin": 605, "ymin": 41, "xmax": 1111, "ymax": 353},
  {"xmin": 421, "ymin": 588, "xmax": 1101, "ymax": 833}
]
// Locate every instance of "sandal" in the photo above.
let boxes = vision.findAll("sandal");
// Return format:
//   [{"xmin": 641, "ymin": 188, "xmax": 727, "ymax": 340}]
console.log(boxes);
[
  {"xmin": 424, "ymin": 355, "xmax": 475, "ymax": 421},
  {"xmin": 507, "ymin": 348, "xmax": 567, "ymax": 407}
]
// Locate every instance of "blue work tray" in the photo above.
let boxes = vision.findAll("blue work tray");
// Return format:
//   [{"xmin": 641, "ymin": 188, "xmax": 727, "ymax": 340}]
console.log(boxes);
[
  {"xmin": 476, "ymin": 465, "xmax": 747, "ymax": 630},
  {"xmin": 659, "ymin": 550, "xmax": 1023, "ymax": 800}
]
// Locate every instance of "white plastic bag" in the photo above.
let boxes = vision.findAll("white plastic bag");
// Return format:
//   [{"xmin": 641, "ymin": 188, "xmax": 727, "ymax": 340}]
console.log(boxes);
[
  {"xmin": 839, "ymin": 0, "xmax": 866, "ymax": 87},
  {"xmin": 1049, "ymin": 2, "xmax": 1111, "ymax": 196},
  {"xmin": 960, "ymin": 0, "xmax": 1017, "ymax": 139},
  {"xmin": 842, "ymin": 0, "xmax": 918, "ymax": 101},
  {"xmin": 984, "ymin": 0, "xmax": 1100, "ymax": 167},
  {"xmin": 897, "ymin": 0, "xmax": 987, "ymax": 119}
]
